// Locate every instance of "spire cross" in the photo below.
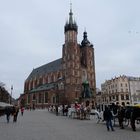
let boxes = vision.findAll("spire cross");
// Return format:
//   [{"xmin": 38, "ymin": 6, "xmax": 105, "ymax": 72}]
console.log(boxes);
[
  {"xmin": 70, "ymin": 1, "xmax": 72, "ymax": 12},
  {"xmin": 84, "ymin": 27, "xmax": 86, "ymax": 32}
]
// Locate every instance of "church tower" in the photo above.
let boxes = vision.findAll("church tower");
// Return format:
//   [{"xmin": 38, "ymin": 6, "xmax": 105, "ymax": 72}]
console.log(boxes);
[
  {"xmin": 61, "ymin": 5, "xmax": 96, "ymax": 104},
  {"xmin": 62, "ymin": 6, "xmax": 81, "ymax": 103},
  {"xmin": 80, "ymin": 31, "xmax": 96, "ymax": 102}
]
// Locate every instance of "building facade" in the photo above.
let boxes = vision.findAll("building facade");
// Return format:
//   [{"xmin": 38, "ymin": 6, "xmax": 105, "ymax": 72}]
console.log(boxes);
[
  {"xmin": 23, "ymin": 8, "xmax": 96, "ymax": 108},
  {"xmin": 97, "ymin": 75, "xmax": 130, "ymax": 110},
  {"xmin": 128, "ymin": 76, "xmax": 140, "ymax": 105},
  {"xmin": 97, "ymin": 75, "xmax": 140, "ymax": 110}
]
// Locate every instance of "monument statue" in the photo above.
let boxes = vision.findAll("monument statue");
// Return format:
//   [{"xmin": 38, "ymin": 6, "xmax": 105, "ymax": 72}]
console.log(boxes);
[{"xmin": 82, "ymin": 80, "xmax": 91, "ymax": 98}]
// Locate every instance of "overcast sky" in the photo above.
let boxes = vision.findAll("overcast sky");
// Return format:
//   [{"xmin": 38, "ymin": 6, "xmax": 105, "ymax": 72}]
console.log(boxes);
[{"xmin": 0, "ymin": 0, "xmax": 140, "ymax": 98}]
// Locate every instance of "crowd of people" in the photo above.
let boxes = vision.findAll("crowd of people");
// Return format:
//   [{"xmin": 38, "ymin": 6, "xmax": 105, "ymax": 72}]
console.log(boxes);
[
  {"xmin": 102, "ymin": 104, "xmax": 140, "ymax": 131},
  {"xmin": 4, "ymin": 106, "xmax": 24, "ymax": 123},
  {"xmin": 48, "ymin": 102, "xmax": 92, "ymax": 120},
  {"xmin": 1, "ymin": 101, "xmax": 140, "ymax": 131},
  {"xmin": 48, "ymin": 102, "xmax": 140, "ymax": 131}
]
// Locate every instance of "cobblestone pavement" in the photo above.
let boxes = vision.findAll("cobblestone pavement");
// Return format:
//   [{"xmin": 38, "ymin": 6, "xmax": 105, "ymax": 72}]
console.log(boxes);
[{"xmin": 0, "ymin": 110, "xmax": 140, "ymax": 140}]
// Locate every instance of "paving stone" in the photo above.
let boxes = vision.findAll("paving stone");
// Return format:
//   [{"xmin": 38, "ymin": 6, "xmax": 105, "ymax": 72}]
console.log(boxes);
[{"xmin": 0, "ymin": 110, "xmax": 139, "ymax": 140}]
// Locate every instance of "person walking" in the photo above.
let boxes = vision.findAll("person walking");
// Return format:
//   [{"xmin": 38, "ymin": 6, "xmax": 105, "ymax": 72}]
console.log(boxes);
[
  {"xmin": 21, "ymin": 107, "xmax": 24, "ymax": 116},
  {"xmin": 103, "ymin": 106, "xmax": 114, "ymax": 131},
  {"xmin": 13, "ymin": 105, "xmax": 19, "ymax": 122},
  {"xmin": 118, "ymin": 106, "xmax": 125, "ymax": 129},
  {"xmin": 55, "ymin": 105, "xmax": 58, "ymax": 116},
  {"xmin": 5, "ymin": 107, "xmax": 11, "ymax": 123},
  {"xmin": 62, "ymin": 104, "xmax": 65, "ymax": 116}
]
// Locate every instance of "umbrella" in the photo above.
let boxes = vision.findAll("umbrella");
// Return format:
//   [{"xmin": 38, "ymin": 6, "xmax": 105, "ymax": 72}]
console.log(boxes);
[{"xmin": 133, "ymin": 104, "xmax": 140, "ymax": 108}]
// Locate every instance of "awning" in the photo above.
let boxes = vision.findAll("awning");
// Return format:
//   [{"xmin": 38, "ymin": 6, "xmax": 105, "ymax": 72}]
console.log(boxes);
[{"xmin": 0, "ymin": 102, "xmax": 13, "ymax": 108}]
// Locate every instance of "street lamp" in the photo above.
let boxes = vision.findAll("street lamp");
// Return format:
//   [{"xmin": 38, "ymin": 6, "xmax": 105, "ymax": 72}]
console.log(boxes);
[{"xmin": 10, "ymin": 85, "xmax": 13, "ymax": 104}]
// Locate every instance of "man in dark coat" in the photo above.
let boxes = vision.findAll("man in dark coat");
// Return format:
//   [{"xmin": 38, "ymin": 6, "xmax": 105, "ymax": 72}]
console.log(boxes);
[
  {"xmin": 55, "ymin": 105, "xmax": 58, "ymax": 116},
  {"xmin": 13, "ymin": 106, "xmax": 19, "ymax": 122},
  {"xmin": 118, "ymin": 106, "xmax": 125, "ymax": 129},
  {"xmin": 131, "ymin": 107, "xmax": 140, "ymax": 131},
  {"xmin": 5, "ymin": 107, "xmax": 11, "ymax": 123},
  {"xmin": 103, "ymin": 106, "xmax": 114, "ymax": 131}
]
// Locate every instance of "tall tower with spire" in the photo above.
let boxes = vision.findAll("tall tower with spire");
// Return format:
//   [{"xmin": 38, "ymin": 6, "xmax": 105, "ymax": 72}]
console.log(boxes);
[
  {"xmin": 62, "ymin": 5, "xmax": 81, "ymax": 103},
  {"xmin": 62, "ymin": 4, "xmax": 96, "ymax": 104},
  {"xmin": 64, "ymin": 4, "xmax": 78, "ymax": 43}
]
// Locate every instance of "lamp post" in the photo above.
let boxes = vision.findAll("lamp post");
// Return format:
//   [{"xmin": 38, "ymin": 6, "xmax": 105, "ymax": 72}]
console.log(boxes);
[{"xmin": 10, "ymin": 85, "xmax": 13, "ymax": 104}]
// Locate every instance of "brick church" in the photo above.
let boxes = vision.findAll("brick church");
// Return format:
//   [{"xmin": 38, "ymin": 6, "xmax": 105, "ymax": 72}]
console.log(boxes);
[{"xmin": 23, "ymin": 7, "xmax": 96, "ymax": 108}]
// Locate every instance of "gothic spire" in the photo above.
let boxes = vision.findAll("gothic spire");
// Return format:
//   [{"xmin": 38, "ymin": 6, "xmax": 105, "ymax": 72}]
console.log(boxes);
[
  {"xmin": 64, "ymin": 3, "xmax": 78, "ymax": 33},
  {"xmin": 69, "ymin": 2, "xmax": 73, "ymax": 25}
]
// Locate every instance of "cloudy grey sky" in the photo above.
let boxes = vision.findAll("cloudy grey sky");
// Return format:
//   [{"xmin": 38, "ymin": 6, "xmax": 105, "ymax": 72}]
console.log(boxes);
[{"xmin": 0, "ymin": 0, "xmax": 140, "ymax": 98}]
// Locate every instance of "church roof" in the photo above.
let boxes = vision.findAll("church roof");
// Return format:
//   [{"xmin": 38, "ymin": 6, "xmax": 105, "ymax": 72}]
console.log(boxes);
[
  {"xmin": 26, "ymin": 58, "xmax": 62, "ymax": 81},
  {"xmin": 29, "ymin": 82, "xmax": 55, "ymax": 93}
]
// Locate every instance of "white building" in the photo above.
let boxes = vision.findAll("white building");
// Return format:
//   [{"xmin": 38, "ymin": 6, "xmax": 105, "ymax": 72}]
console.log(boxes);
[
  {"xmin": 128, "ymin": 76, "xmax": 140, "ymax": 105},
  {"xmin": 97, "ymin": 75, "xmax": 140, "ymax": 110}
]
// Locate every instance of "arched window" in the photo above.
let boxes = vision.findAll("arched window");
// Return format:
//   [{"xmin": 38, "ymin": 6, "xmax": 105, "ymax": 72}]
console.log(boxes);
[
  {"xmin": 38, "ymin": 93, "xmax": 42, "ymax": 103},
  {"xmin": 53, "ymin": 75, "xmax": 56, "ymax": 82},
  {"xmin": 34, "ymin": 79, "xmax": 37, "ymax": 87},
  {"xmin": 57, "ymin": 72, "xmax": 61, "ymax": 79},
  {"xmin": 33, "ymin": 94, "xmax": 36, "ymax": 100},
  {"xmin": 30, "ymin": 81, "xmax": 33, "ymax": 90},
  {"xmin": 51, "ymin": 75, "xmax": 53, "ymax": 82},
  {"xmin": 45, "ymin": 76, "xmax": 48, "ymax": 83},
  {"xmin": 39, "ymin": 77, "xmax": 42, "ymax": 85},
  {"xmin": 24, "ymin": 82, "xmax": 28, "ymax": 91},
  {"xmin": 45, "ymin": 92, "xmax": 48, "ymax": 103},
  {"xmin": 27, "ymin": 94, "xmax": 30, "ymax": 104}
]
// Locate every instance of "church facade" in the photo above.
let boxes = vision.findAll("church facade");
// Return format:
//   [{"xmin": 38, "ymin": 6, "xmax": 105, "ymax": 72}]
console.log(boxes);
[{"xmin": 23, "ymin": 8, "xmax": 96, "ymax": 108}]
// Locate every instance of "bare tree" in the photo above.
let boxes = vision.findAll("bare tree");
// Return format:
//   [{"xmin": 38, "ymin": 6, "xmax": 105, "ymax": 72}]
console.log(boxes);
[
  {"xmin": 0, "ymin": 82, "xmax": 5, "ymax": 88},
  {"xmin": 0, "ymin": 82, "xmax": 9, "ymax": 103}
]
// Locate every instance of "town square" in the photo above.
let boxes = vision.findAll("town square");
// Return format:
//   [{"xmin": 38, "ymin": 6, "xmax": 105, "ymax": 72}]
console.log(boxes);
[
  {"xmin": 0, "ymin": 0, "xmax": 140, "ymax": 140},
  {"xmin": 0, "ymin": 109, "xmax": 140, "ymax": 140}
]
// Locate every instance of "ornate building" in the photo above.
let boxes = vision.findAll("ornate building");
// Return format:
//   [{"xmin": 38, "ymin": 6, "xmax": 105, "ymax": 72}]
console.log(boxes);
[
  {"xmin": 128, "ymin": 76, "xmax": 140, "ymax": 105},
  {"xmin": 97, "ymin": 75, "xmax": 131, "ymax": 111},
  {"xmin": 23, "ymin": 7, "xmax": 96, "ymax": 108}
]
